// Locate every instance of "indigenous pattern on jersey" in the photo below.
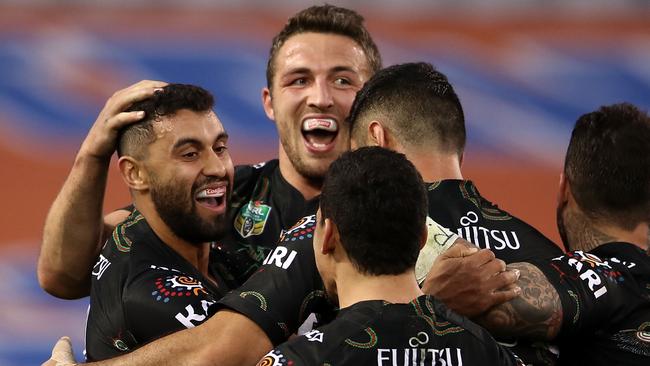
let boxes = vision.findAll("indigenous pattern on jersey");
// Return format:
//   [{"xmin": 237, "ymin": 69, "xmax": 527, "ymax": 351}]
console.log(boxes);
[
  {"xmin": 218, "ymin": 180, "xmax": 565, "ymax": 363},
  {"xmin": 85, "ymin": 210, "xmax": 230, "ymax": 361},
  {"xmin": 211, "ymin": 160, "xmax": 319, "ymax": 287},
  {"xmin": 427, "ymin": 180, "xmax": 564, "ymax": 261},
  {"xmin": 258, "ymin": 295, "xmax": 523, "ymax": 366},
  {"xmin": 215, "ymin": 214, "xmax": 330, "ymax": 346},
  {"xmin": 532, "ymin": 242, "xmax": 650, "ymax": 365}
]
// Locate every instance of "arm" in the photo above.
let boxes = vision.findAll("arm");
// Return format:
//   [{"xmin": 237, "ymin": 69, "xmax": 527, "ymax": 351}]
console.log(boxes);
[
  {"xmin": 475, "ymin": 262, "xmax": 563, "ymax": 341},
  {"xmin": 43, "ymin": 310, "xmax": 273, "ymax": 366},
  {"xmin": 421, "ymin": 238, "xmax": 522, "ymax": 318},
  {"xmin": 38, "ymin": 80, "xmax": 167, "ymax": 299}
]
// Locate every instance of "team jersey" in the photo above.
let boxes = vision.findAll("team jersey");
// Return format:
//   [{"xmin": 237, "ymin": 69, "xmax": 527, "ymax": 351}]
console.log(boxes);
[
  {"xmin": 532, "ymin": 242, "xmax": 650, "ymax": 365},
  {"xmin": 85, "ymin": 210, "xmax": 230, "ymax": 361},
  {"xmin": 427, "ymin": 180, "xmax": 564, "ymax": 261},
  {"xmin": 217, "ymin": 180, "xmax": 563, "ymax": 351},
  {"xmin": 258, "ymin": 295, "xmax": 523, "ymax": 366},
  {"xmin": 212, "ymin": 160, "xmax": 319, "ymax": 286}
]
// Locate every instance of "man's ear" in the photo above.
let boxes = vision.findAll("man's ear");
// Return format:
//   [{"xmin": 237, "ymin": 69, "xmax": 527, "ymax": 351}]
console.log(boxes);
[
  {"xmin": 419, "ymin": 223, "xmax": 428, "ymax": 251},
  {"xmin": 118, "ymin": 156, "xmax": 149, "ymax": 191},
  {"xmin": 321, "ymin": 218, "xmax": 338, "ymax": 255},
  {"xmin": 558, "ymin": 172, "xmax": 570, "ymax": 206},
  {"xmin": 368, "ymin": 121, "xmax": 387, "ymax": 147},
  {"xmin": 262, "ymin": 87, "xmax": 275, "ymax": 121}
]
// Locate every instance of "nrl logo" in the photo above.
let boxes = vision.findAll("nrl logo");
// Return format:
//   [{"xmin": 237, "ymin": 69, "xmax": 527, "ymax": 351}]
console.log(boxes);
[{"xmin": 234, "ymin": 201, "xmax": 272, "ymax": 238}]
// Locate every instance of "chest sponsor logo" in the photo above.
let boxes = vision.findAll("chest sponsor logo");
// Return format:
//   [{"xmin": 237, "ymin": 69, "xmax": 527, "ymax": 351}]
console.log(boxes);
[
  {"xmin": 552, "ymin": 251, "xmax": 615, "ymax": 299},
  {"xmin": 234, "ymin": 201, "xmax": 272, "ymax": 238},
  {"xmin": 377, "ymin": 347, "xmax": 463, "ymax": 366},
  {"xmin": 175, "ymin": 299, "xmax": 216, "ymax": 328},
  {"xmin": 263, "ymin": 245, "xmax": 298, "ymax": 269},
  {"xmin": 92, "ymin": 254, "xmax": 111, "ymax": 280},
  {"xmin": 455, "ymin": 211, "xmax": 521, "ymax": 251}
]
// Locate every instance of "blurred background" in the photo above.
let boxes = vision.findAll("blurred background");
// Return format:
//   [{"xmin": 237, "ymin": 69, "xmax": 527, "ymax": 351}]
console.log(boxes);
[{"xmin": 0, "ymin": 0, "xmax": 648, "ymax": 364}]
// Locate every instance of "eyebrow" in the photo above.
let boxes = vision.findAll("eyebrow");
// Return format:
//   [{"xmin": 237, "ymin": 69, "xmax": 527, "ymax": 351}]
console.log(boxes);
[
  {"xmin": 172, "ymin": 132, "xmax": 229, "ymax": 150},
  {"xmin": 282, "ymin": 66, "xmax": 358, "ymax": 77}
]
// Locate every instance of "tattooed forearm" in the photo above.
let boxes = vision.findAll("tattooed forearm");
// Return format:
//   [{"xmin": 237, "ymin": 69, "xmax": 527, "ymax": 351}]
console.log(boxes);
[{"xmin": 476, "ymin": 262, "xmax": 563, "ymax": 341}]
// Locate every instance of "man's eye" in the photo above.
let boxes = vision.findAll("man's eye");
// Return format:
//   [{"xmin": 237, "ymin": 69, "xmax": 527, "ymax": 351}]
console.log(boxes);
[
  {"xmin": 291, "ymin": 78, "xmax": 307, "ymax": 86},
  {"xmin": 214, "ymin": 146, "xmax": 228, "ymax": 154},
  {"xmin": 334, "ymin": 78, "xmax": 351, "ymax": 86},
  {"xmin": 183, "ymin": 152, "xmax": 198, "ymax": 159}
]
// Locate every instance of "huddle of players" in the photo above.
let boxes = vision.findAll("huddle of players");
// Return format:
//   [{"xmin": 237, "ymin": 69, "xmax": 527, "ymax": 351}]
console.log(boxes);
[{"xmin": 39, "ymin": 5, "xmax": 650, "ymax": 366}]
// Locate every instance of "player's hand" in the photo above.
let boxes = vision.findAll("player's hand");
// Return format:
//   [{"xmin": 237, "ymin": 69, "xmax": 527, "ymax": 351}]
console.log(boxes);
[
  {"xmin": 421, "ymin": 238, "xmax": 521, "ymax": 318},
  {"xmin": 41, "ymin": 336, "xmax": 77, "ymax": 366},
  {"xmin": 79, "ymin": 80, "xmax": 167, "ymax": 161}
]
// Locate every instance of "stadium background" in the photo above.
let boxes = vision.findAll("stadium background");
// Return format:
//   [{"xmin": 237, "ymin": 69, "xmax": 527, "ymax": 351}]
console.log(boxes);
[{"xmin": 0, "ymin": 0, "xmax": 648, "ymax": 364}]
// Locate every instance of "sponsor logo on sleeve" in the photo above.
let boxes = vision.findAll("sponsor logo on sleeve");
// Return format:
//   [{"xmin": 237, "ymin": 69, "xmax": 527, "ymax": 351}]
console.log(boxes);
[
  {"xmin": 552, "ymin": 251, "xmax": 625, "ymax": 299},
  {"xmin": 304, "ymin": 329, "xmax": 324, "ymax": 343},
  {"xmin": 92, "ymin": 254, "xmax": 111, "ymax": 280}
]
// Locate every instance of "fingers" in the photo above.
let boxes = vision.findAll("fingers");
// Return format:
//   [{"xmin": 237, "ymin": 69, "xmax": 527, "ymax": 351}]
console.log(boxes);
[
  {"xmin": 464, "ymin": 248, "xmax": 496, "ymax": 267},
  {"xmin": 49, "ymin": 336, "xmax": 76, "ymax": 365},
  {"xmin": 103, "ymin": 81, "xmax": 166, "ymax": 120},
  {"xmin": 489, "ymin": 283, "xmax": 523, "ymax": 306},
  {"xmin": 441, "ymin": 238, "xmax": 478, "ymax": 259}
]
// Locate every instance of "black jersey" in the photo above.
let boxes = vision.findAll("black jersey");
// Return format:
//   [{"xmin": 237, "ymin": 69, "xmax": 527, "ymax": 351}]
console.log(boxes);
[
  {"xmin": 258, "ymin": 295, "xmax": 523, "ymax": 366},
  {"xmin": 217, "ymin": 179, "xmax": 564, "ymax": 342},
  {"xmin": 427, "ymin": 180, "xmax": 564, "ymax": 261},
  {"xmin": 212, "ymin": 160, "xmax": 320, "ymax": 286},
  {"xmin": 85, "ymin": 210, "xmax": 230, "ymax": 361},
  {"xmin": 531, "ymin": 242, "xmax": 650, "ymax": 365}
]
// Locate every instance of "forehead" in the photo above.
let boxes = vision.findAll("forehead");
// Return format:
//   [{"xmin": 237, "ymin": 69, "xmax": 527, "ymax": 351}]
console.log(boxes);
[
  {"xmin": 274, "ymin": 32, "xmax": 371, "ymax": 79},
  {"xmin": 152, "ymin": 109, "xmax": 225, "ymax": 145}
]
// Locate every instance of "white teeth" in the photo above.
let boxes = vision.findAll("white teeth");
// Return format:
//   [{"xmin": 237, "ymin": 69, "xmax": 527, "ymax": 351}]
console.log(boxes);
[
  {"xmin": 196, "ymin": 187, "xmax": 225, "ymax": 198},
  {"xmin": 302, "ymin": 118, "xmax": 338, "ymax": 132}
]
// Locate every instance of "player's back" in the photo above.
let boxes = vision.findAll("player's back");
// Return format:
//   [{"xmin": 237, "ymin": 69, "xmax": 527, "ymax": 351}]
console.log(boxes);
[
  {"xmin": 427, "ymin": 180, "xmax": 563, "ymax": 263},
  {"xmin": 264, "ymin": 295, "xmax": 521, "ymax": 365}
]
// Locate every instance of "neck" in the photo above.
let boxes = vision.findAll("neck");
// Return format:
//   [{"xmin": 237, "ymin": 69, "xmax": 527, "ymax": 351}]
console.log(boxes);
[
  {"xmin": 334, "ymin": 264, "xmax": 423, "ymax": 309},
  {"xmin": 134, "ymin": 196, "xmax": 211, "ymax": 275},
  {"xmin": 278, "ymin": 145, "xmax": 322, "ymax": 201},
  {"xmin": 565, "ymin": 205, "xmax": 649, "ymax": 252},
  {"xmin": 402, "ymin": 149, "xmax": 463, "ymax": 183}
]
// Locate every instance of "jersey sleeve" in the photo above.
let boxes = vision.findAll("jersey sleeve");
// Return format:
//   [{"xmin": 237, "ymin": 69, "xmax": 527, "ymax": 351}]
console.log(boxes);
[
  {"xmin": 532, "ymin": 250, "xmax": 631, "ymax": 339},
  {"xmin": 122, "ymin": 267, "xmax": 218, "ymax": 343},
  {"xmin": 215, "ymin": 215, "xmax": 332, "ymax": 346}
]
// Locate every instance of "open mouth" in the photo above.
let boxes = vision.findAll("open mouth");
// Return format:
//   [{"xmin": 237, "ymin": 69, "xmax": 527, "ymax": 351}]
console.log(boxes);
[
  {"xmin": 194, "ymin": 186, "xmax": 227, "ymax": 212},
  {"xmin": 302, "ymin": 118, "xmax": 339, "ymax": 152}
]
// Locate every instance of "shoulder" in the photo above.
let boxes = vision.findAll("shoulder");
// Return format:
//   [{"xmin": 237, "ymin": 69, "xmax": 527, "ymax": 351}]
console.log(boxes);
[{"xmin": 234, "ymin": 160, "xmax": 279, "ymax": 186}]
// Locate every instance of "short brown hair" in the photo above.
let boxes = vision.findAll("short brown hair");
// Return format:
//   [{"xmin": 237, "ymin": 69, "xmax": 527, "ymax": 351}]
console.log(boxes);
[{"xmin": 266, "ymin": 4, "xmax": 382, "ymax": 89}]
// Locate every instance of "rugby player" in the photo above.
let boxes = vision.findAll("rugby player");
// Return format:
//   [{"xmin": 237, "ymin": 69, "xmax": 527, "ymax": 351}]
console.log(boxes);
[
  {"xmin": 478, "ymin": 103, "xmax": 650, "ymax": 365},
  {"xmin": 257, "ymin": 147, "xmax": 524, "ymax": 365},
  {"xmin": 84, "ymin": 84, "xmax": 234, "ymax": 360}
]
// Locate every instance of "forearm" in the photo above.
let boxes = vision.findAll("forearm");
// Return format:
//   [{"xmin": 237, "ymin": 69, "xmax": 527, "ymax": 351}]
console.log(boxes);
[
  {"xmin": 476, "ymin": 262, "xmax": 563, "ymax": 341},
  {"xmin": 87, "ymin": 310, "xmax": 273, "ymax": 366},
  {"xmin": 39, "ymin": 153, "xmax": 111, "ymax": 299}
]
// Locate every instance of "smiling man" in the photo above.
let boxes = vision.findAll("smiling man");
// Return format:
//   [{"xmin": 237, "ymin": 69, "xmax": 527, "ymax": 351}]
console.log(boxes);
[
  {"xmin": 38, "ymin": 5, "xmax": 383, "ymax": 296},
  {"xmin": 84, "ymin": 84, "xmax": 234, "ymax": 360}
]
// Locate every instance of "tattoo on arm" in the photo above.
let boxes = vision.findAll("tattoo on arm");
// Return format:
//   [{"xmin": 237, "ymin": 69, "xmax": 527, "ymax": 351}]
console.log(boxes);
[{"xmin": 477, "ymin": 262, "xmax": 563, "ymax": 341}]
